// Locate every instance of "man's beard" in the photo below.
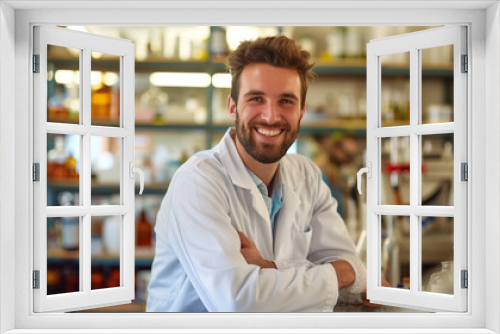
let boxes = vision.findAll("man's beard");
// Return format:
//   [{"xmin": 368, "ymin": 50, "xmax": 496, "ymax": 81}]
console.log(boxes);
[{"xmin": 235, "ymin": 111, "xmax": 300, "ymax": 164}]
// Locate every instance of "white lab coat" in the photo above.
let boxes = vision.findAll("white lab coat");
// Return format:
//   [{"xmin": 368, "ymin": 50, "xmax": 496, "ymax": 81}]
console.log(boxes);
[{"xmin": 147, "ymin": 129, "xmax": 362, "ymax": 312}]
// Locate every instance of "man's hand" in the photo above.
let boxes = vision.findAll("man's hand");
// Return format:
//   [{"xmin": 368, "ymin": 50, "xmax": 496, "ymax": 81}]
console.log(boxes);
[
  {"xmin": 238, "ymin": 231, "xmax": 276, "ymax": 269},
  {"xmin": 331, "ymin": 260, "xmax": 356, "ymax": 290}
]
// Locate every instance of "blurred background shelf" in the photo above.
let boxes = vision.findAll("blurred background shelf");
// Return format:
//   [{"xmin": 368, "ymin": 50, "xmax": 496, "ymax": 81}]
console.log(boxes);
[
  {"xmin": 47, "ymin": 57, "xmax": 453, "ymax": 77},
  {"xmin": 48, "ymin": 248, "xmax": 155, "ymax": 266},
  {"xmin": 48, "ymin": 179, "xmax": 169, "ymax": 195}
]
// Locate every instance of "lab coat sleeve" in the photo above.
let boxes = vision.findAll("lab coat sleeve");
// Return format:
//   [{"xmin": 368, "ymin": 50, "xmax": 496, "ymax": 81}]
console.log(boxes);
[
  {"xmin": 273, "ymin": 259, "xmax": 316, "ymax": 270},
  {"xmin": 165, "ymin": 163, "xmax": 340, "ymax": 312},
  {"xmin": 302, "ymin": 159, "xmax": 367, "ymax": 292}
]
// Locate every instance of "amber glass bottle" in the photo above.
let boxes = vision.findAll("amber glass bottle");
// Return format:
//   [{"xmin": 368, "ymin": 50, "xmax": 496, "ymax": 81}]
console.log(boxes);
[
  {"xmin": 91, "ymin": 74, "xmax": 112, "ymax": 121},
  {"xmin": 136, "ymin": 210, "xmax": 152, "ymax": 248}
]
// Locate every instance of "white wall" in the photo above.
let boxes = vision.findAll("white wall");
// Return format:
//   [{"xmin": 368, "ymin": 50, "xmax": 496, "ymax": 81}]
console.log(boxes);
[
  {"xmin": 0, "ymin": 2, "xmax": 16, "ymax": 333},
  {"xmin": 485, "ymin": 2, "xmax": 500, "ymax": 333}
]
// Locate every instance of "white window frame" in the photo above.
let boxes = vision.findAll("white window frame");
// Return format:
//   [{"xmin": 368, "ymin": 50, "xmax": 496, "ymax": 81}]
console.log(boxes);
[
  {"xmin": 33, "ymin": 25, "xmax": 136, "ymax": 313},
  {"xmin": 1, "ymin": 1, "xmax": 499, "ymax": 333}
]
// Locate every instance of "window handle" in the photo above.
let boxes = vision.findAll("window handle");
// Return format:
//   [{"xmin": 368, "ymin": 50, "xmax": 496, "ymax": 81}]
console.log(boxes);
[
  {"xmin": 129, "ymin": 162, "xmax": 145, "ymax": 195},
  {"xmin": 357, "ymin": 162, "xmax": 372, "ymax": 195}
]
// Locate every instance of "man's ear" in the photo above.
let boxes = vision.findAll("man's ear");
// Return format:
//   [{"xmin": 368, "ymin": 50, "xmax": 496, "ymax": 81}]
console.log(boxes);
[
  {"xmin": 299, "ymin": 105, "xmax": 306, "ymax": 123},
  {"xmin": 228, "ymin": 95, "xmax": 237, "ymax": 121}
]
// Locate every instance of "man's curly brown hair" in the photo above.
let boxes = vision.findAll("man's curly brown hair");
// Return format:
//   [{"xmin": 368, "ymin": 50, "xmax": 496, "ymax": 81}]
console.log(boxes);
[{"xmin": 225, "ymin": 35, "xmax": 316, "ymax": 110}]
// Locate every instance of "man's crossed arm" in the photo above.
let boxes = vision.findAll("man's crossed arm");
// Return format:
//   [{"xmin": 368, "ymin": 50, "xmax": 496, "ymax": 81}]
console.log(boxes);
[{"xmin": 237, "ymin": 231, "xmax": 356, "ymax": 290}]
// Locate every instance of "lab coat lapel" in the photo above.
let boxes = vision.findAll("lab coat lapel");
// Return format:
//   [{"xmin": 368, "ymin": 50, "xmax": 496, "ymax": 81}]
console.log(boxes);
[
  {"xmin": 219, "ymin": 128, "xmax": 274, "ymax": 255},
  {"xmin": 239, "ymin": 186, "xmax": 273, "ymax": 259},
  {"xmin": 273, "ymin": 166, "xmax": 302, "ymax": 258}
]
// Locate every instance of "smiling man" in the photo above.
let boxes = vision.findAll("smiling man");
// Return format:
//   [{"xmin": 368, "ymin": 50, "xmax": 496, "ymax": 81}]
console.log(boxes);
[{"xmin": 147, "ymin": 36, "xmax": 367, "ymax": 312}]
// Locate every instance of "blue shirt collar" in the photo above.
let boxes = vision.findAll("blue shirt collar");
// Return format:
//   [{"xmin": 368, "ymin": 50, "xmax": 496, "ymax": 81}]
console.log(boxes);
[{"xmin": 246, "ymin": 166, "xmax": 284, "ymax": 228}]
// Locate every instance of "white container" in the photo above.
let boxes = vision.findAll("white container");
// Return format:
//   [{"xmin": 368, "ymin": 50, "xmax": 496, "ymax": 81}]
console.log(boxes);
[
  {"xmin": 102, "ymin": 216, "xmax": 121, "ymax": 255},
  {"xmin": 62, "ymin": 217, "xmax": 79, "ymax": 250}
]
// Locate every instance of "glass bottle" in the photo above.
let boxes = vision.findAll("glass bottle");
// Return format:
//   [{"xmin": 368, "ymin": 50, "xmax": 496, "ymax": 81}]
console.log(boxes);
[
  {"xmin": 91, "ymin": 266, "xmax": 105, "ymax": 290},
  {"xmin": 327, "ymin": 27, "xmax": 346, "ymax": 60},
  {"xmin": 91, "ymin": 73, "xmax": 112, "ymax": 121},
  {"xmin": 138, "ymin": 85, "xmax": 168, "ymax": 125},
  {"xmin": 48, "ymin": 86, "xmax": 69, "ymax": 120},
  {"xmin": 210, "ymin": 26, "xmax": 228, "ymax": 57},
  {"xmin": 65, "ymin": 153, "xmax": 78, "ymax": 179},
  {"xmin": 429, "ymin": 261, "xmax": 454, "ymax": 294},
  {"xmin": 136, "ymin": 210, "xmax": 152, "ymax": 248}
]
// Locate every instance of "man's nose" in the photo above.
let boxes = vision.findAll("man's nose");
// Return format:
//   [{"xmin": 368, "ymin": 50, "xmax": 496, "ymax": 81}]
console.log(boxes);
[{"xmin": 261, "ymin": 102, "xmax": 280, "ymax": 124}]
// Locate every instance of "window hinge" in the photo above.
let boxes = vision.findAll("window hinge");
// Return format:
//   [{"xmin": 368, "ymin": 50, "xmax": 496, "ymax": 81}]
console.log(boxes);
[
  {"xmin": 33, "ymin": 270, "xmax": 40, "ymax": 289},
  {"xmin": 33, "ymin": 54, "xmax": 40, "ymax": 73},
  {"xmin": 461, "ymin": 270, "xmax": 468, "ymax": 289},
  {"xmin": 461, "ymin": 54, "xmax": 468, "ymax": 73},
  {"xmin": 33, "ymin": 163, "xmax": 40, "ymax": 182},
  {"xmin": 461, "ymin": 162, "xmax": 468, "ymax": 181}
]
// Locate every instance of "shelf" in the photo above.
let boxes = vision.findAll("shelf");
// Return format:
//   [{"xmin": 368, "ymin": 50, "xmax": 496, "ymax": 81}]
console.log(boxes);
[
  {"xmin": 135, "ymin": 122, "xmax": 209, "ymax": 131},
  {"xmin": 47, "ymin": 248, "xmax": 155, "ymax": 266},
  {"xmin": 48, "ymin": 180, "xmax": 169, "ymax": 195},
  {"xmin": 397, "ymin": 233, "xmax": 454, "ymax": 264},
  {"xmin": 48, "ymin": 57, "xmax": 453, "ymax": 77},
  {"xmin": 301, "ymin": 118, "xmax": 368, "ymax": 131},
  {"xmin": 47, "ymin": 117, "xmax": 121, "ymax": 126}
]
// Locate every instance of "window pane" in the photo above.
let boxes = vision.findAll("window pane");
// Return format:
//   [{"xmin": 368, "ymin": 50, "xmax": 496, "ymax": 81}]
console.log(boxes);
[
  {"xmin": 91, "ymin": 52, "xmax": 120, "ymax": 126},
  {"xmin": 91, "ymin": 137, "xmax": 121, "ymax": 205},
  {"xmin": 91, "ymin": 216, "xmax": 121, "ymax": 290},
  {"xmin": 47, "ymin": 45, "xmax": 80, "ymax": 124},
  {"xmin": 381, "ymin": 136, "xmax": 410, "ymax": 205},
  {"xmin": 421, "ymin": 134, "xmax": 454, "ymax": 206},
  {"xmin": 381, "ymin": 52, "xmax": 410, "ymax": 127},
  {"xmin": 421, "ymin": 216, "xmax": 454, "ymax": 294},
  {"xmin": 47, "ymin": 217, "xmax": 80, "ymax": 295},
  {"xmin": 421, "ymin": 45, "xmax": 454, "ymax": 124},
  {"xmin": 47, "ymin": 134, "xmax": 80, "ymax": 206},
  {"xmin": 380, "ymin": 215, "xmax": 410, "ymax": 289}
]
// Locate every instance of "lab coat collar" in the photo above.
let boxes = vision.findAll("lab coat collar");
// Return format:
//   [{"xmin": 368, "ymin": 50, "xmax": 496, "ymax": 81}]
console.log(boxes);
[{"xmin": 218, "ymin": 128, "xmax": 256, "ymax": 191}]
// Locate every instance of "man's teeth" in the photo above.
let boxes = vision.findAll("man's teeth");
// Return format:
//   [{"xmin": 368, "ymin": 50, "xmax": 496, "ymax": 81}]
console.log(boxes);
[{"xmin": 257, "ymin": 128, "xmax": 281, "ymax": 137}]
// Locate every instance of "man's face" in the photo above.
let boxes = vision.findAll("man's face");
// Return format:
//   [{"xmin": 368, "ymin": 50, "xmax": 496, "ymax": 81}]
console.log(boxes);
[{"xmin": 228, "ymin": 63, "xmax": 305, "ymax": 164}]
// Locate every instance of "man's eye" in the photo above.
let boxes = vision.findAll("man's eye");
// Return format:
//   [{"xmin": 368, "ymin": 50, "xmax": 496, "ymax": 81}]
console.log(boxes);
[
  {"xmin": 249, "ymin": 97, "xmax": 262, "ymax": 102},
  {"xmin": 281, "ymin": 99, "xmax": 293, "ymax": 104}
]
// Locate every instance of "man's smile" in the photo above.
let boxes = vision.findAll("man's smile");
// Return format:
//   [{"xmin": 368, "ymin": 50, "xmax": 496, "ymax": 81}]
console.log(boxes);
[{"xmin": 254, "ymin": 126, "xmax": 284, "ymax": 138}]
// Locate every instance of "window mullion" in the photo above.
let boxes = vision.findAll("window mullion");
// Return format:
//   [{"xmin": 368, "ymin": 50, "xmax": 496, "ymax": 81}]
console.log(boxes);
[
  {"xmin": 81, "ymin": 47, "xmax": 92, "ymax": 294},
  {"xmin": 409, "ymin": 47, "xmax": 420, "ymax": 294}
]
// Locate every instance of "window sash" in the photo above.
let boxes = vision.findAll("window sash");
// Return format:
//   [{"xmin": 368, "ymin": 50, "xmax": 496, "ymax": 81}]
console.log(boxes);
[
  {"xmin": 366, "ymin": 26, "xmax": 468, "ymax": 312},
  {"xmin": 32, "ymin": 25, "xmax": 136, "ymax": 313}
]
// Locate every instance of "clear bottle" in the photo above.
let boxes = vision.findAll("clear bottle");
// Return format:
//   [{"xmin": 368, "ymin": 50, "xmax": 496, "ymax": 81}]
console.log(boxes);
[
  {"xmin": 139, "ymin": 85, "xmax": 169, "ymax": 125},
  {"xmin": 429, "ymin": 261, "xmax": 454, "ymax": 294},
  {"xmin": 327, "ymin": 27, "xmax": 346, "ymax": 60},
  {"xmin": 210, "ymin": 27, "xmax": 228, "ymax": 57}
]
